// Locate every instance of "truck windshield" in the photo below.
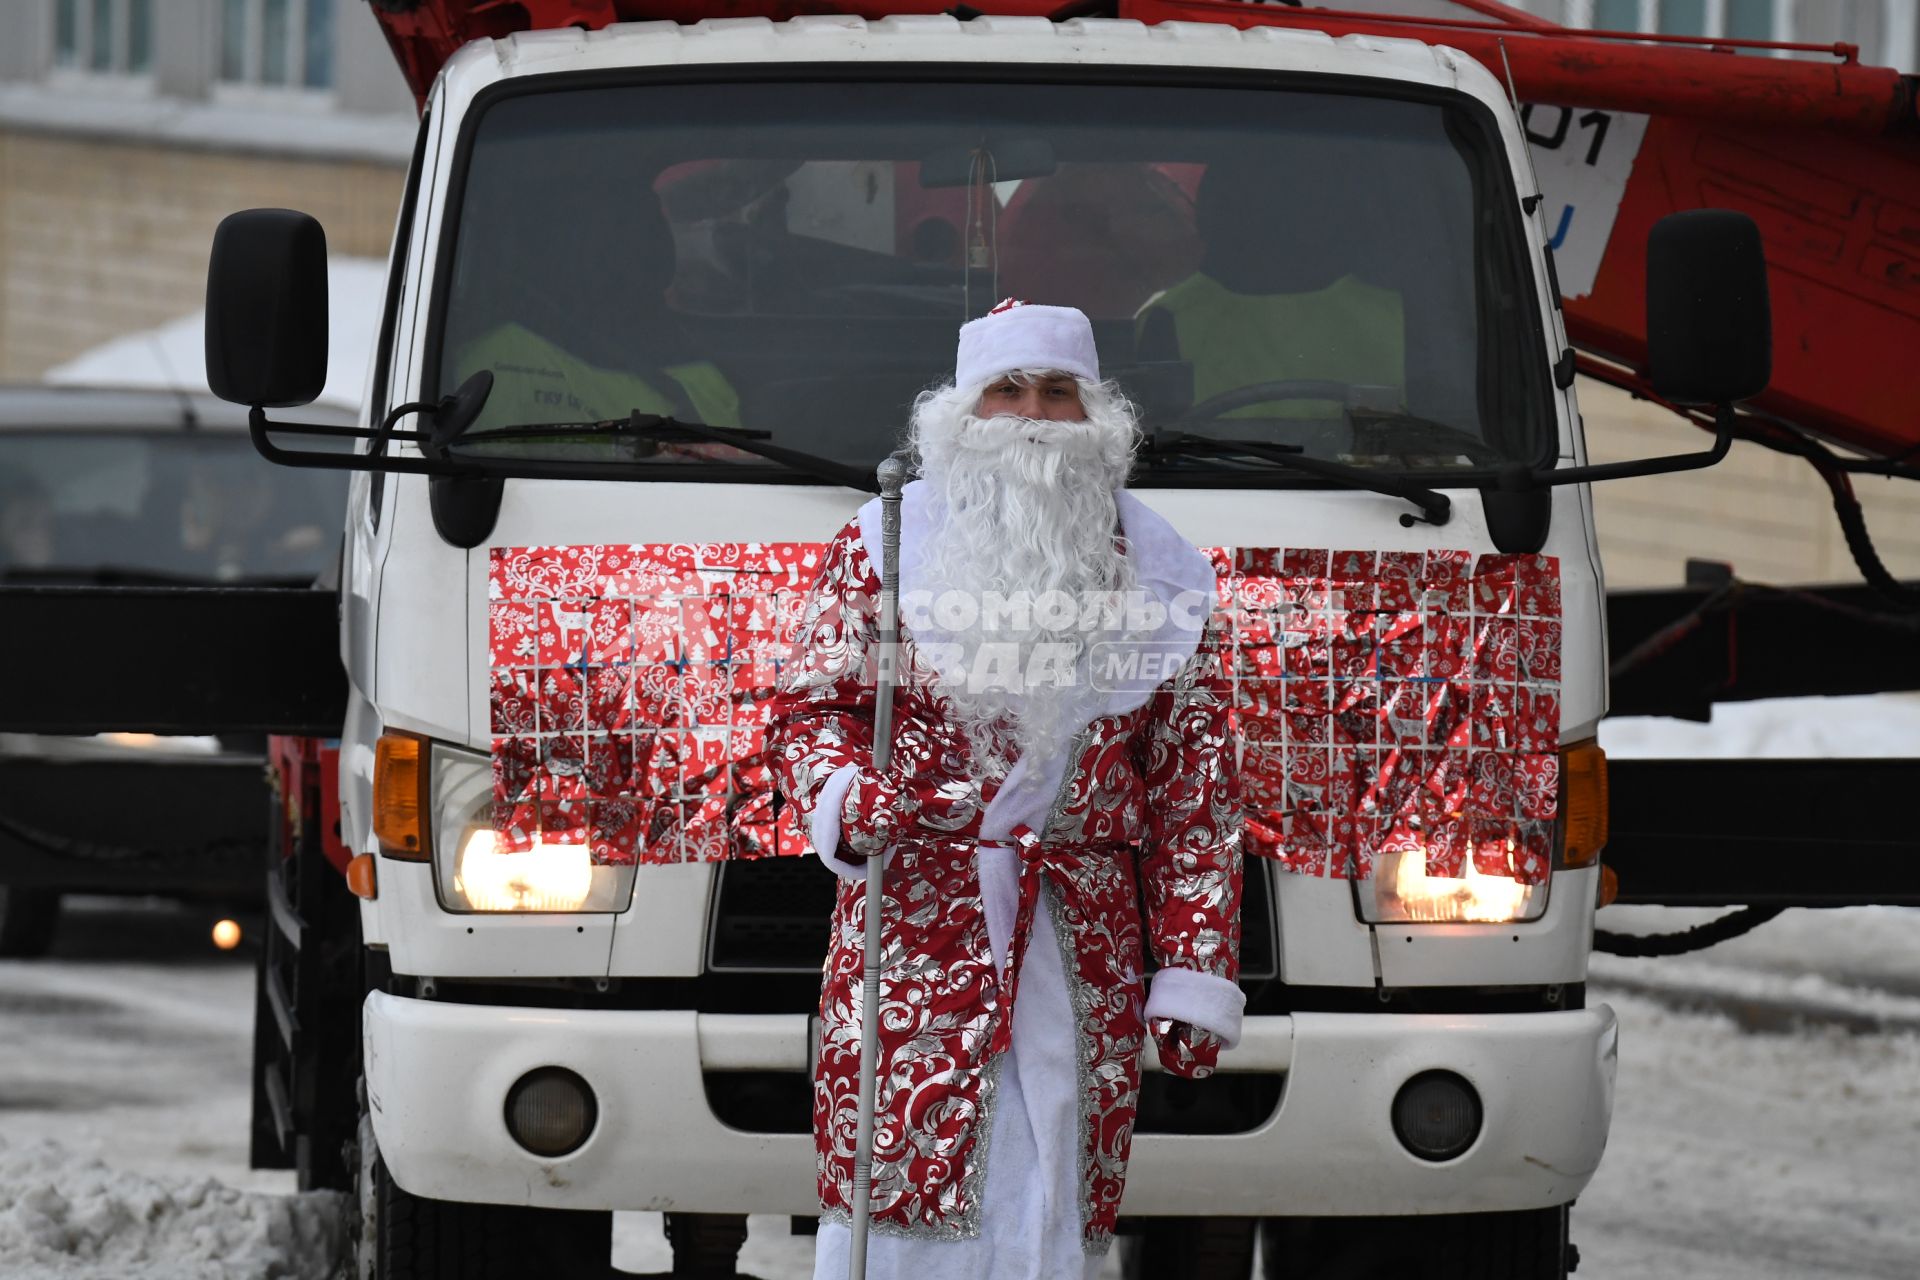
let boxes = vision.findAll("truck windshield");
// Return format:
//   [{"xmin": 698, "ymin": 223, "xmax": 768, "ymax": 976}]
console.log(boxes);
[
  {"xmin": 0, "ymin": 432, "xmax": 346, "ymax": 584},
  {"xmin": 433, "ymin": 76, "xmax": 1551, "ymax": 480}
]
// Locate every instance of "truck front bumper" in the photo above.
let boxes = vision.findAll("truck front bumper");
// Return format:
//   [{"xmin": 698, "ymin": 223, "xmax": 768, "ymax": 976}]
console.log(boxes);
[{"xmin": 363, "ymin": 993, "xmax": 1616, "ymax": 1216}]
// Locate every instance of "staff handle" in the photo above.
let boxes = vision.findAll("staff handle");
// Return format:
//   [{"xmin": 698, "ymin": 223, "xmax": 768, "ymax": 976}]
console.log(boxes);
[{"xmin": 849, "ymin": 456, "xmax": 909, "ymax": 1278}]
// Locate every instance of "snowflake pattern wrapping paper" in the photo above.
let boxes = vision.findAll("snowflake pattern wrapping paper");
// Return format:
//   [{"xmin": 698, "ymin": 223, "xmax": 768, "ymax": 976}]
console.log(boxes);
[{"xmin": 487, "ymin": 543, "xmax": 1560, "ymax": 879}]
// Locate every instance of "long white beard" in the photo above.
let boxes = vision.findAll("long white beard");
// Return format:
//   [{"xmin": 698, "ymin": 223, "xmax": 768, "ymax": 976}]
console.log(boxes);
[{"xmin": 906, "ymin": 382, "xmax": 1141, "ymax": 773}]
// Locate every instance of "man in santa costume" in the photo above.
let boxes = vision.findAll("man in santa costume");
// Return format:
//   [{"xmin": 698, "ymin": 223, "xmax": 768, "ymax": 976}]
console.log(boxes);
[{"xmin": 770, "ymin": 300, "xmax": 1244, "ymax": 1279}]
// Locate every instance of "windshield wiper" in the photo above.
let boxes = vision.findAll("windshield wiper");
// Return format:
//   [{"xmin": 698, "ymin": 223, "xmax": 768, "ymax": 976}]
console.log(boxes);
[
  {"xmin": 455, "ymin": 411, "xmax": 878, "ymax": 493},
  {"xmin": 456, "ymin": 418, "xmax": 773, "ymax": 445},
  {"xmin": 1138, "ymin": 430, "xmax": 1451, "ymax": 527}
]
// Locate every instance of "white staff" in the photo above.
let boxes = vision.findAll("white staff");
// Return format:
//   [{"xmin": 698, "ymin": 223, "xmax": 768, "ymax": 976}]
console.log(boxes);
[{"xmin": 848, "ymin": 454, "xmax": 909, "ymax": 1278}]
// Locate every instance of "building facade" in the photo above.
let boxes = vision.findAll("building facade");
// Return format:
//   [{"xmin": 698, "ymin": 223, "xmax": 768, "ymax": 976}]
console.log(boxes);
[{"xmin": 0, "ymin": 1, "xmax": 414, "ymax": 383}]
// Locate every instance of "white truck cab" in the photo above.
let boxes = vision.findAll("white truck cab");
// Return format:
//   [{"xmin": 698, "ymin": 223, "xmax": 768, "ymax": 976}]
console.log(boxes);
[{"xmin": 204, "ymin": 16, "xmax": 1768, "ymax": 1278}]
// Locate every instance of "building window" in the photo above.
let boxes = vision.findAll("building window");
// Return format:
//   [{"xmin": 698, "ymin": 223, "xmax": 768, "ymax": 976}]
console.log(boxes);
[
  {"xmin": 52, "ymin": 0, "xmax": 153, "ymax": 76},
  {"xmin": 1656, "ymin": 0, "xmax": 1706, "ymax": 35},
  {"xmin": 1588, "ymin": 0, "xmax": 1642, "ymax": 30},
  {"xmin": 1567, "ymin": 0, "xmax": 1907, "ymax": 66},
  {"xmin": 1722, "ymin": 0, "xmax": 1776, "ymax": 41},
  {"xmin": 220, "ymin": 0, "xmax": 335, "ymax": 91}
]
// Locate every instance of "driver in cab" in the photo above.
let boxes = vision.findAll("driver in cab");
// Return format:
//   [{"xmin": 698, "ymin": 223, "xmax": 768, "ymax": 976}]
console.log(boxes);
[{"xmin": 1135, "ymin": 154, "xmax": 1406, "ymax": 422}]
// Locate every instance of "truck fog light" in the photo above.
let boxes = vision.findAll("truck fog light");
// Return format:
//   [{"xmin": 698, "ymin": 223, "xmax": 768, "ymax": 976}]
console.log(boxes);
[
  {"xmin": 1392, "ymin": 1070, "xmax": 1481, "ymax": 1162},
  {"xmin": 505, "ymin": 1067, "xmax": 597, "ymax": 1157}
]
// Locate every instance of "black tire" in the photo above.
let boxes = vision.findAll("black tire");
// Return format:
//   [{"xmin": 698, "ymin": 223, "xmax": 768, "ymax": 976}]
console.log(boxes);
[
  {"xmin": 249, "ymin": 772, "xmax": 366, "ymax": 1190},
  {"xmin": 1121, "ymin": 1216, "xmax": 1258, "ymax": 1280},
  {"xmin": 1261, "ymin": 1207, "xmax": 1571, "ymax": 1280},
  {"xmin": 0, "ymin": 884, "xmax": 60, "ymax": 958},
  {"xmin": 366, "ymin": 1123, "xmax": 612, "ymax": 1280}
]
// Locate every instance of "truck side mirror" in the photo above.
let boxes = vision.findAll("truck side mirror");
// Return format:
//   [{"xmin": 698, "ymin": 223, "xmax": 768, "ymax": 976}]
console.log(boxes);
[
  {"xmin": 1510, "ymin": 207, "xmax": 1771, "ymax": 513},
  {"xmin": 206, "ymin": 208, "xmax": 329, "ymax": 408},
  {"xmin": 1646, "ymin": 209, "xmax": 1771, "ymax": 405}
]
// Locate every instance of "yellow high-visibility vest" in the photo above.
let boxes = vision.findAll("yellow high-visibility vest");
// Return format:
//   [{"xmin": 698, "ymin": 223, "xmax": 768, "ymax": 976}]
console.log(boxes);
[
  {"xmin": 453, "ymin": 322, "xmax": 741, "ymax": 433},
  {"xmin": 1137, "ymin": 273, "xmax": 1406, "ymax": 420}
]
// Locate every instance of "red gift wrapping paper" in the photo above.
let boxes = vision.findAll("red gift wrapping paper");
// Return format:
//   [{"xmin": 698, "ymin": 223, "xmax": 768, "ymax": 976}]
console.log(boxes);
[{"xmin": 488, "ymin": 543, "xmax": 1560, "ymax": 880}]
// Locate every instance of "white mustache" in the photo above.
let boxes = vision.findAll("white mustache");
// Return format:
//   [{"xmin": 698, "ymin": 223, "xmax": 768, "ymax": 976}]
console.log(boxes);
[{"xmin": 951, "ymin": 413, "xmax": 1133, "ymax": 462}]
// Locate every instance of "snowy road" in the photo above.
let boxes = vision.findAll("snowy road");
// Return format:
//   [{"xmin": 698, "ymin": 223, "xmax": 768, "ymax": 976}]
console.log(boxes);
[{"xmin": 4, "ymin": 897, "xmax": 1917, "ymax": 1278}]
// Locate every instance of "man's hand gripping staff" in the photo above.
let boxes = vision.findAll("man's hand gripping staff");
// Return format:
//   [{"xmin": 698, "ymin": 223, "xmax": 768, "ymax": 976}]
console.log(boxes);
[
  {"xmin": 846, "ymin": 455, "xmax": 909, "ymax": 1280},
  {"xmin": 836, "ymin": 766, "xmax": 916, "ymax": 860}
]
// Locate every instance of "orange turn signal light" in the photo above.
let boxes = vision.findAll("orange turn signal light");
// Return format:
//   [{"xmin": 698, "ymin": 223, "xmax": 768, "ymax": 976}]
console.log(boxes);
[
  {"xmin": 1597, "ymin": 863, "xmax": 1620, "ymax": 909},
  {"xmin": 373, "ymin": 732, "xmax": 430, "ymax": 861},
  {"xmin": 347, "ymin": 852, "xmax": 379, "ymax": 900},
  {"xmin": 1560, "ymin": 740, "xmax": 1609, "ymax": 868}
]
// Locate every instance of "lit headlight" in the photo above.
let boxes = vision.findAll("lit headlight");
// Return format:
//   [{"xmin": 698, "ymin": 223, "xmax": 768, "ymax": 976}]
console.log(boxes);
[
  {"xmin": 1360, "ymin": 845, "xmax": 1548, "ymax": 925},
  {"xmin": 429, "ymin": 745, "xmax": 635, "ymax": 914},
  {"xmin": 453, "ymin": 828, "xmax": 596, "ymax": 911}
]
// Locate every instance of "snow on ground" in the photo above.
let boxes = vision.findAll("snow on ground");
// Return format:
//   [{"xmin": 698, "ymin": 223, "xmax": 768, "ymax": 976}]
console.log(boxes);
[
  {"xmin": 1575, "ymin": 991, "xmax": 1920, "ymax": 1280},
  {"xmin": 7, "ymin": 899, "xmax": 1917, "ymax": 1278},
  {"xmin": 1577, "ymin": 698, "xmax": 1920, "ymax": 1276},
  {"xmin": 2, "ymin": 697, "xmax": 1916, "ymax": 1277},
  {"xmin": 0, "ymin": 902, "xmax": 348, "ymax": 1280}
]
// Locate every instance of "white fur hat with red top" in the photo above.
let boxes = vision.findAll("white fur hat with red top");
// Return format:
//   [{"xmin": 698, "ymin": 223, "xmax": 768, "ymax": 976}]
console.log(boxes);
[{"xmin": 954, "ymin": 298, "xmax": 1100, "ymax": 390}]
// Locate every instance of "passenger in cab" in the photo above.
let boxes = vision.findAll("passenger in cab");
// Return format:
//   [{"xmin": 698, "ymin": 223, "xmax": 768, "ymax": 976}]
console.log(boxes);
[
  {"xmin": 1135, "ymin": 153, "xmax": 1406, "ymax": 421},
  {"xmin": 448, "ymin": 183, "xmax": 740, "ymax": 435}
]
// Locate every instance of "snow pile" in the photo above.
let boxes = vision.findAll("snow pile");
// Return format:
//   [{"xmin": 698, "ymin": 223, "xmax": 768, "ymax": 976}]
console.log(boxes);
[
  {"xmin": 0, "ymin": 1136, "xmax": 347, "ymax": 1280},
  {"xmin": 1600, "ymin": 691, "xmax": 1920, "ymax": 759}
]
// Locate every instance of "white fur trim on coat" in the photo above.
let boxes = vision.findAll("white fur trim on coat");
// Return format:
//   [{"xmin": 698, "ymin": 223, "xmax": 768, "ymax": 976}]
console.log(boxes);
[{"xmin": 1143, "ymin": 966, "xmax": 1246, "ymax": 1049}]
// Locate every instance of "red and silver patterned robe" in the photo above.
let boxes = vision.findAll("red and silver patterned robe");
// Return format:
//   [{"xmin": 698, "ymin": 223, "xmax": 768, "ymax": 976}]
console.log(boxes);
[{"xmin": 769, "ymin": 483, "xmax": 1245, "ymax": 1273}]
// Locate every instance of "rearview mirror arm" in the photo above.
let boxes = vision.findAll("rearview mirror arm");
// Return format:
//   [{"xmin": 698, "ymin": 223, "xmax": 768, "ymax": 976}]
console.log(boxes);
[
  {"xmin": 1525, "ymin": 403, "xmax": 1735, "ymax": 488},
  {"xmin": 248, "ymin": 407, "xmax": 470, "ymax": 476},
  {"xmin": 251, "ymin": 418, "xmax": 434, "ymax": 445},
  {"xmin": 247, "ymin": 374, "xmax": 492, "ymax": 473}
]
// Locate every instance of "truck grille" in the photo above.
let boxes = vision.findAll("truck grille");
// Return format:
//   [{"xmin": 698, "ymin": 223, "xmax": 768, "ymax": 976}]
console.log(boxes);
[
  {"xmin": 704, "ymin": 858, "xmax": 1283, "ymax": 1136},
  {"xmin": 707, "ymin": 854, "xmax": 1277, "ymax": 982},
  {"xmin": 707, "ymin": 855, "xmax": 839, "ymax": 972}
]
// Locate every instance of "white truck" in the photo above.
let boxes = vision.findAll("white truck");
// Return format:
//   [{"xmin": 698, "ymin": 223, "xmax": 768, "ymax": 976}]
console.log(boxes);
[{"xmin": 199, "ymin": 12, "xmax": 1770, "ymax": 1278}]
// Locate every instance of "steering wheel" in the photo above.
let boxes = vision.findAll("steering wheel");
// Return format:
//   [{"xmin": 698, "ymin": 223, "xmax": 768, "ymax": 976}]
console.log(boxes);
[
  {"xmin": 1181, "ymin": 379, "xmax": 1508, "ymax": 466},
  {"xmin": 1349, "ymin": 412, "xmax": 1510, "ymax": 466}
]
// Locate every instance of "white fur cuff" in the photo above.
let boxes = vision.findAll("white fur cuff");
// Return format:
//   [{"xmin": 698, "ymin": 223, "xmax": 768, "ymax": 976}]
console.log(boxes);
[{"xmin": 1144, "ymin": 967, "xmax": 1246, "ymax": 1048}]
